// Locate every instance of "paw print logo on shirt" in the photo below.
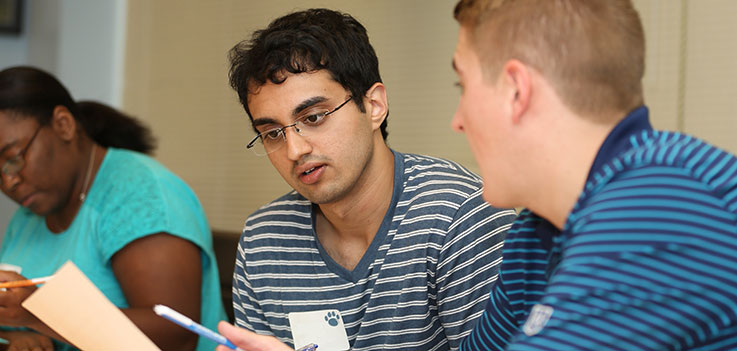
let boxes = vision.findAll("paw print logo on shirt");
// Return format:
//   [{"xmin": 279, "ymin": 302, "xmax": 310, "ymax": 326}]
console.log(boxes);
[{"xmin": 324, "ymin": 311, "xmax": 340, "ymax": 327}]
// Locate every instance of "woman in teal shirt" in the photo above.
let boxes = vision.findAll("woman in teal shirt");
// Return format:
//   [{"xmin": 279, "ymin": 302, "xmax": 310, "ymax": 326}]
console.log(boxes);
[{"xmin": 0, "ymin": 66, "xmax": 225, "ymax": 350}]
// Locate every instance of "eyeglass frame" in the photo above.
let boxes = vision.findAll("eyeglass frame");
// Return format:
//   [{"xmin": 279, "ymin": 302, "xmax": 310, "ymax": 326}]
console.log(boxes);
[
  {"xmin": 1, "ymin": 124, "xmax": 44, "ymax": 183},
  {"xmin": 246, "ymin": 96, "xmax": 353, "ymax": 154}
]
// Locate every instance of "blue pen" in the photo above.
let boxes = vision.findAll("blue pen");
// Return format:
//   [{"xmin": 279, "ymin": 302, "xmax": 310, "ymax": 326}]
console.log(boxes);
[{"xmin": 153, "ymin": 304, "xmax": 244, "ymax": 351}]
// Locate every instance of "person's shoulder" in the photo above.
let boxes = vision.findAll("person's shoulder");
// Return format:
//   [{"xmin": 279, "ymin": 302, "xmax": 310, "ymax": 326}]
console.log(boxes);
[
  {"xmin": 594, "ymin": 131, "xmax": 737, "ymax": 201},
  {"xmin": 93, "ymin": 148, "xmax": 201, "ymax": 213},
  {"xmin": 243, "ymin": 191, "xmax": 311, "ymax": 229},
  {"xmin": 398, "ymin": 153, "xmax": 515, "ymax": 225},
  {"xmin": 571, "ymin": 131, "xmax": 737, "ymax": 239},
  {"xmin": 615, "ymin": 130, "xmax": 732, "ymax": 171},
  {"xmin": 103, "ymin": 148, "xmax": 170, "ymax": 178},
  {"xmin": 400, "ymin": 152, "xmax": 483, "ymax": 191},
  {"xmin": 240, "ymin": 191, "xmax": 313, "ymax": 249},
  {"xmin": 97, "ymin": 148, "xmax": 160, "ymax": 188}
]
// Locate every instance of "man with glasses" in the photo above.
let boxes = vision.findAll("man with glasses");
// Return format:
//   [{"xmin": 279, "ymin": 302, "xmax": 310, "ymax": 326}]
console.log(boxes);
[{"xmin": 219, "ymin": 8, "xmax": 516, "ymax": 351}]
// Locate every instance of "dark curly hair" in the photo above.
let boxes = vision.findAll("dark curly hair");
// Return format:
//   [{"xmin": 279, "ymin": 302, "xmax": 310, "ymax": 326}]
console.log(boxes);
[
  {"xmin": 228, "ymin": 8, "xmax": 388, "ymax": 140},
  {"xmin": 0, "ymin": 66, "xmax": 156, "ymax": 155}
]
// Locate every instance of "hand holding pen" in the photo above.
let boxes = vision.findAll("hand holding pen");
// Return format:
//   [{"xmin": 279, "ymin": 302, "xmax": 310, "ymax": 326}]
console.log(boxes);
[
  {"xmin": 0, "ymin": 271, "xmax": 52, "ymax": 327},
  {"xmin": 0, "ymin": 276, "xmax": 52, "ymax": 289},
  {"xmin": 216, "ymin": 320, "xmax": 303, "ymax": 351},
  {"xmin": 155, "ymin": 305, "xmax": 317, "ymax": 351}
]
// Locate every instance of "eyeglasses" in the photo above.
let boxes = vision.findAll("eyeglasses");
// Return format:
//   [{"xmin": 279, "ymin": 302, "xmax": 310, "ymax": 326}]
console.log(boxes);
[
  {"xmin": 1, "ymin": 124, "xmax": 43, "ymax": 184},
  {"xmin": 246, "ymin": 96, "xmax": 353, "ymax": 156}
]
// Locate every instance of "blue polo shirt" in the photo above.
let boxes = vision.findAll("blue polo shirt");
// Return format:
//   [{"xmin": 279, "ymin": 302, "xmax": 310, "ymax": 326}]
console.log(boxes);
[{"xmin": 462, "ymin": 106, "xmax": 737, "ymax": 350}]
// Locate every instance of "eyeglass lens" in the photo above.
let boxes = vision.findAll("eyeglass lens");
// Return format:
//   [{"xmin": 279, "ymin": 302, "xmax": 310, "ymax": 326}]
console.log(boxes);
[
  {"xmin": 1, "ymin": 124, "xmax": 43, "ymax": 185},
  {"xmin": 248, "ymin": 97, "xmax": 352, "ymax": 155}
]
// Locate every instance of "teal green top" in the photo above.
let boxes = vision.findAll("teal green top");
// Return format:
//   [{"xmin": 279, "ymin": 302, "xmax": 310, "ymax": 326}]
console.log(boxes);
[{"xmin": 0, "ymin": 148, "xmax": 226, "ymax": 350}]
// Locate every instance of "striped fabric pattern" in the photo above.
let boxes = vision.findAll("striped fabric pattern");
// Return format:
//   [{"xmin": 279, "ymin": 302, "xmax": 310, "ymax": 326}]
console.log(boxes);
[
  {"xmin": 233, "ymin": 151, "xmax": 516, "ymax": 350},
  {"xmin": 462, "ymin": 108, "xmax": 737, "ymax": 350}
]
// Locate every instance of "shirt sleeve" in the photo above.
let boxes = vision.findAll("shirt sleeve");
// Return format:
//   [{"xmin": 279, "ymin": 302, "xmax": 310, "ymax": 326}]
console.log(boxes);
[
  {"xmin": 460, "ymin": 282, "xmax": 518, "ymax": 351},
  {"xmin": 435, "ymin": 189, "xmax": 516, "ymax": 350},
  {"xmin": 96, "ymin": 160, "xmax": 211, "ymax": 263}
]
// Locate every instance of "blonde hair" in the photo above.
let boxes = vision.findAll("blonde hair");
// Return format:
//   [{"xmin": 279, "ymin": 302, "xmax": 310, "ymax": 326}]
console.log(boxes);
[{"xmin": 454, "ymin": 0, "xmax": 645, "ymax": 120}]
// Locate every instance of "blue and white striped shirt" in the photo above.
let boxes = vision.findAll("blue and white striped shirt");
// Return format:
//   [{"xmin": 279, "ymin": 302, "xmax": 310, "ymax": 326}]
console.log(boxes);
[
  {"xmin": 462, "ymin": 106, "xmax": 737, "ymax": 350},
  {"xmin": 233, "ymin": 151, "xmax": 516, "ymax": 350}
]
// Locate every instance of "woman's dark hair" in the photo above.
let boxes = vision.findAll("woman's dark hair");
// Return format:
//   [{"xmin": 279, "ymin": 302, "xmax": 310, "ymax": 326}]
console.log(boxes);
[
  {"xmin": 76, "ymin": 101, "xmax": 156, "ymax": 154},
  {"xmin": 0, "ymin": 66, "xmax": 156, "ymax": 155},
  {"xmin": 229, "ymin": 8, "xmax": 389, "ymax": 140}
]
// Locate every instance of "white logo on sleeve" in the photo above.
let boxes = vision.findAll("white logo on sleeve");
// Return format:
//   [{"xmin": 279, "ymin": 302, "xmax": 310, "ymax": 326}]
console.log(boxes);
[{"xmin": 522, "ymin": 304, "xmax": 554, "ymax": 336}]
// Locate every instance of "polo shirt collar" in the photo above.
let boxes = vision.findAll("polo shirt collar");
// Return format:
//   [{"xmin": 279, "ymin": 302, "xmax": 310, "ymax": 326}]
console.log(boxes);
[{"xmin": 586, "ymin": 105, "xmax": 653, "ymax": 184}]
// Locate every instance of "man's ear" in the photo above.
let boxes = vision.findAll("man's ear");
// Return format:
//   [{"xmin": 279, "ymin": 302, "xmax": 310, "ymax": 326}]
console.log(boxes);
[
  {"xmin": 501, "ymin": 60, "xmax": 532, "ymax": 124},
  {"xmin": 364, "ymin": 82, "xmax": 388, "ymax": 130},
  {"xmin": 50, "ymin": 105, "xmax": 78, "ymax": 142}
]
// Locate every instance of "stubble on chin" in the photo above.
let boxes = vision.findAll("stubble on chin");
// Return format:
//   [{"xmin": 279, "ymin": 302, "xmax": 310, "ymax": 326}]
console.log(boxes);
[{"xmin": 297, "ymin": 182, "xmax": 349, "ymax": 205}]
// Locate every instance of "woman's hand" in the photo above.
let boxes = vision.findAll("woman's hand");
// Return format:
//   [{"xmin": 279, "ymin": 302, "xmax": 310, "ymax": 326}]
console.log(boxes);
[
  {"xmin": 0, "ymin": 271, "xmax": 40, "ymax": 328},
  {"xmin": 0, "ymin": 331, "xmax": 54, "ymax": 351},
  {"xmin": 215, "ymin": 321, "xmax": 294, "ymax": 351}
]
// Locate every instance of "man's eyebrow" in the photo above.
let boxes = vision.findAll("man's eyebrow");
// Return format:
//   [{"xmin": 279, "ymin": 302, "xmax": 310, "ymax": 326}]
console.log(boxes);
[
  {"xmin": 251, "ymin": 117, "xmax": 279, "ymax": 128},
  {"xmin": 452, "ymin": 58, "xmax": 458, "ymax": 72},
  {"xmin": 251, "ymin": 96, "xmax": 329, "ymax": 128},
  {"xmin": 292, "ymin": 96, "xmax": 328, "ymax": 116}
]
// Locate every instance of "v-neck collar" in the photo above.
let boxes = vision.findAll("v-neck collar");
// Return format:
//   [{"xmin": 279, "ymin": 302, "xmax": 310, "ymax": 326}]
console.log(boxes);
[{"xmin": 311, "ymin": 150, "xmax": 403, "ymax": 283}]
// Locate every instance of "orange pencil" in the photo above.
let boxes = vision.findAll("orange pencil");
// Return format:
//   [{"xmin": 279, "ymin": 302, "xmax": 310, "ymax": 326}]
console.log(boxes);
[{"xmin": 0, "ymin": 276, "xmax": 53, "ymax": 289}]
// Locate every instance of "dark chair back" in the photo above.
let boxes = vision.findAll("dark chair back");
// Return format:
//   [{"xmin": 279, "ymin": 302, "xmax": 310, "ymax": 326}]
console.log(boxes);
[{"xmin": 212, "ymin": 229, "xmax": 241, "ymax": 323}]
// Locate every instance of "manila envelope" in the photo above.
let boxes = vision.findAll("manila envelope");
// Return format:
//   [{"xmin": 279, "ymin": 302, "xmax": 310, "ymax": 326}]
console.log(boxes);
[{"xmin": 22, "ymin": 261, "xmax": 159, "ymax": 350}]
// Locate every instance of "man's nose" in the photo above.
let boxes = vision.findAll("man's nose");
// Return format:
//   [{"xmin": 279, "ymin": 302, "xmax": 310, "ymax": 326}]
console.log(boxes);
[
  {"xmin": 284, "ymin": 126, "xmax": 312, "ymax": 161},
  {"xmin": 451, "ymin": 110, "xmax": 465, "ymax": 133}
]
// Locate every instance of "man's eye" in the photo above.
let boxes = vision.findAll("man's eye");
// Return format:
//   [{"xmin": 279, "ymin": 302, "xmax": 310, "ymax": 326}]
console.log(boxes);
[
  {"xmin": 263, "ymin": 129, "xmax": 282, "ymax": 140},
  {"xmin": 302, "ymin": 112, "xmax": 326, "ymax": 125}
]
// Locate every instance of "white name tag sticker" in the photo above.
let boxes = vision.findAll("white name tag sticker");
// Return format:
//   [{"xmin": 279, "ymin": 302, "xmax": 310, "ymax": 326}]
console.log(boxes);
[{"xmin": 288, "ymin": 309, "xmax": 350, "ymax": 351}]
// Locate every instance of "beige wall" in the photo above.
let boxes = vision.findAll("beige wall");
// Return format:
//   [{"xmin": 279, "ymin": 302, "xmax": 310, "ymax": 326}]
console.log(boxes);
[
  {"xmin": 681, "ymin": 1, "xmax": 737, "ymax": 149},
  {"xmin": 123, "ymin": 1, "xmax": 737, "ymax": 232}
]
